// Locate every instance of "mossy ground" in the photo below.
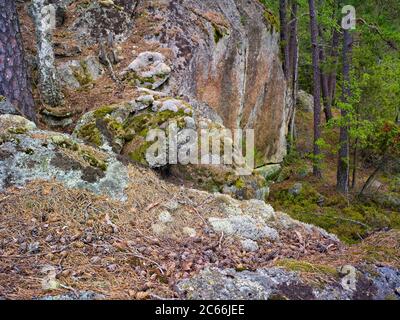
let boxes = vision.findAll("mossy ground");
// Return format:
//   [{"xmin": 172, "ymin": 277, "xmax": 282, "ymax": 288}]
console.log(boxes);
[
  {"xmin": 51, "ymin": 134, "xmax": 108, "ymax": 171},
  {"xmin": 276, "ymin": 259, "xmax": 339, "ymax": 278},
  {"xmin": 269, "ymin": 148, "xmax": 400, "ymax": 244}
]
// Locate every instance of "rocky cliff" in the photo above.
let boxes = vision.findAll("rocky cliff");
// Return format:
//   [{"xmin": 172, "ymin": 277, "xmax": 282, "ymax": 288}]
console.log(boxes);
[{"xmin": 25, "ymin": 0, "xmax": 289, "ymax": 166}]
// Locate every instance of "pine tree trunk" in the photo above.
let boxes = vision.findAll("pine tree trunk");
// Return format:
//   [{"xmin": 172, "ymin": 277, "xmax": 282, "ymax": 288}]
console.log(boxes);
[
  {"xmin": 0, "ymin": 0, "xmax": 35, "ymax": 120},
  {"xmin": 287, "ymin": 0, "xmax": 299, "ymax": 150},
  {"xmin": 318, "ymin": 26, "xmax": 333, "ymax": 122},
  {"xmin": 351, "ymin": 138, "xmax": 358, "ymax": 189},
  {"xmin": 337, "ymin": 29, "xmax": 352, "ymax": 194},
  {"xmin": 308, "ymin": 0, "xmax": 322, "ymax": 177},
  {"xmin": 328, "ymin": 29, "xmax": 340, "ymax": 103},
  {"xmin": 279, "ymin": 0, "xmax": 290, "ymax": 79}
]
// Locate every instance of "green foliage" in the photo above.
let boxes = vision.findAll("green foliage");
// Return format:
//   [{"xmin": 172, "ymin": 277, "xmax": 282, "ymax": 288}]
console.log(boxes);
[{"xmin": 270, "ymin": 182, "xmax": 400, "ymax": 244}]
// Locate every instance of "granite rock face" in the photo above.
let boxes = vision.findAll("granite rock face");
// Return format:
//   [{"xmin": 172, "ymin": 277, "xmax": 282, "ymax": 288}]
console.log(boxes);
[
  {"xmin": 0, "ymin": 115, "xmax": 129, "ymax": 200},
  {"xmin": 136, "ymin": 0, "xmax": 289, "ymax": 164},
  {"xmin": 70, "ymin": 1, "xmax": 136, "ymax": 46},
  {"xmin": 177, "ymin": 266, "xmax": 400, "ymax": 300}
]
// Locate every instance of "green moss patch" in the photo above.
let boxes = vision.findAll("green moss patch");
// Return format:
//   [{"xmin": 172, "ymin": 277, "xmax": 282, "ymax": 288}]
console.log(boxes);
[
  {"xmin": 276, "ymin": 259, "xmax": 338, "ymax": 277},
  {"xmin": 270, "ymin": 182, "xmax": 400, "ymax": 244},
  {"xmin": 76, "ymin": 123, "xmax": 103, "ymax": 146}
]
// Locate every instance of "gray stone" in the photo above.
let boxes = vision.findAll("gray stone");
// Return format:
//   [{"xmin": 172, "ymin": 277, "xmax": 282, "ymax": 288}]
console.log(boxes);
[
  {"xmin": 70, "ymin": 2, "xmax": 135, "ymax": 46},
  {"xmin": 158, "ymin": 210, "xmax": 173, "ymax": 223},
  {"xmin": 0, "ymin": 114, "xmax": 37, "ymax": 132},
  {"xmin": 297, "ymin": 90, "xmax": 314, "ymax": 113},
  {"xmin": 122, "ymin": 52, "xmax": 171, "ymax": 90},
  {"xmin": 58, "ymin": 56, "xmax": 104, "ymax": 89},
  {"xmin": 37, "ymin": 291, "xmax": 104, "ymax": 300},
  {"xmin": 208, "ymin": 216, "xmax": 279, "ymax": 241},
  {"xmin": 0, "ymin": 99, "xmax": 19, "ymax": 115},
  {"xmin": 289, "ymin": 183, "xmax": 303, "ymax": 196},
  {"xmin": 0, "ymin": 121, "xmax": 129, "ymax": 201},
  {"xmin": 177, "ymin": 265, "xmax": 400, "ymax": 300},
  {"xmin": 182, "ymin": 227, "xmax": 197, "ymax": 237},
  {"xmin": 241, "ymin": 239, "xmax": 259, "ymax": 252},
  {"xmin": 136, "ymin": 95, "xmax": 154, "ymax": 107},
  {"xmin": 241, "ymin": 199, "xmax": 276, "ymax": 221},
  {"xmin": 255, "ymin": 164, "xmax": 282, "ymax": 181},
  {"xmin": 143, "ymin": 0, "xmax": 290, "ymax": 165}
]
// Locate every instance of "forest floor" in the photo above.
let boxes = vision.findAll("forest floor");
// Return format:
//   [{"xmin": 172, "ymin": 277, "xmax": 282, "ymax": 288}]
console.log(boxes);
[
  {"xmin": 268, "ymin": 110, "xmax": 400, "ymax": 244},
  {"xmin": 1, "ymin": 1, "xmax": 398, "ymax": 300},
  {"xmin": 0, "ymin": 164, "xmax": 399, "ymax": 299}
]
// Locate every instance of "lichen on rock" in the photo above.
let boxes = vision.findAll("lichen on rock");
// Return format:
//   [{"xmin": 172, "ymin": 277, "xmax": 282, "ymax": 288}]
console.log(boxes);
[
  {"xmin": 121, "ymin": 52, "xmax": 172, "ymax": 90},
  {"xmin": 0, "ymin": 116, "xmax": 129, "ymax": 200}
]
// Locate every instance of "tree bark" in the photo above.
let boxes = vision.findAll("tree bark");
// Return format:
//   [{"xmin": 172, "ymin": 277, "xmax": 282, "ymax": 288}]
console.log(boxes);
[
  {"xmin": 351, "ymin": 137, "xmax": 358, "ymax": 189},
  {"xmin": 336, "ymin": 29, "xmax": 352, "ymax": 194},
  {"xmin": 328, "ymin": 29, "xmax": 340, "ymax": 103},
  {"xmin": 287, "ymin": 0, "xmax": 299, "ymax": 151},
  {"xmin": 0, "ymin": 0, "xmax": 36, "ymax": 121},
  {"xmin": 318, "ymin": 27, "xmax": 333, "ymax": 122},
  {"xmin": 279, "ymin": 0, "xmax": 290, "ymax": 79},
  {"xmin": 31, "ymin": 0, "xmax": 64, "ymax": 108},
  {"xmin": 308, "ymin": 0, "xmax": 322, "ymax": 177}
]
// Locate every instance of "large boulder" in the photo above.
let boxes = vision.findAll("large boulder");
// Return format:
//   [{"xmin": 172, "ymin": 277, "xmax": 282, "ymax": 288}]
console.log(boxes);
[
  {"xmin": 70, "ymin": 1, "xmax": 136, "ymax": 46},
  {"xmin": 0, "ymin": 115, "xmax": 129, "ymax": 200},
  {"xmin": 57, "ymin": 56, "xmax": 104, "ymax": 89},
  {"xmin": 121, "ymin": 52, "xmax": 172, "ymax": 90},
  {"xmin": 177, "ymin": 265, "xmax": 400, "ymax": 300},
  {"xmin": 133, "ymin": 0, "xmax": 289, "ymax": 165},
  {"xmin": 72, "ymin": 96, "xmax": 269, "ymax": 200},
  {"xmin": 297, "ymin": 90, "xmax": 314, "ymax": 113}
]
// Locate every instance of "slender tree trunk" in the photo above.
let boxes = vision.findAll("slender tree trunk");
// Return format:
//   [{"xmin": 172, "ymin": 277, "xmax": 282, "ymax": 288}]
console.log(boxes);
[
  {"xmin": 351, "ymin": 138, "xmax": 358, "ymax": 189},
  {"xmin": 318, "ymin": 27, "xmax": 333, "ymax": 122},
  {"xmin": 328, "ymin": 29, "xmax": 340, "ymax": 104},
  {"xmin": 0, "ymin": 0, "xmax": 36, "ymax": 121},
  {"xmin": 287, "ymin": 0, "xmax": 299, "ymax": 151},
  {"xmin": 279, "ymin": 0, "xmax": 290, "ymax": 79},
  {"xmin": 337, "ymin": 29, "xmax": 352, "ymax": 194},
  {"xmin": 308, "ymin": 0, "xmax": 322, "ymax": 177}
]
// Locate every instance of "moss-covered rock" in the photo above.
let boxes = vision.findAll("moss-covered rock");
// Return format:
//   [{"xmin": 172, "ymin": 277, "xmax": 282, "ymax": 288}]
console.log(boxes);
[
  {"xmin": 0, "ymin": 124, "xmax": 128, "ymax": 200},
  {"xmin": 74, "ymin": 97, "xmax": 269, "ymax": 200},
  {"xmin": 121, "ymin": 52, "xmax": 171, "ymax": 90}
]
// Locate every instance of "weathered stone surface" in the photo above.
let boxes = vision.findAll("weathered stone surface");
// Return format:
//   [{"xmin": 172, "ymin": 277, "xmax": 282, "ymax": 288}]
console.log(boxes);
[
  {"xmin": 73, "ymin": 98, "xmax": 268, "ymax": 200},
  {"xmin": 241, "ymin": 239, "xmax": 259, "ymax": 252},
  {"xmin": 0, "ymin": 114, "xmax": 36, "ymax": 133},
  {"xmin": 255, "ymin": 164, "xmax": 282, "ymax": 181},
  {"xmin": 158, "ymin": 210, "xmax": 173, "ymax": 223},
  {"xmin": 297, "ymin": 90, "xmax": 314, "ymax": 113},
  {"xmin": 122, "ymin": 52, "xmax": 172, "ymax": 90},
  {"xmin": 208, "ymin": 216, "xmax": 279, "ymax": 241},
  {"xmin": 57, "ymin": 56, "xmax": 104, "ymax": 89},
  {"xmin": 0, "ymin": 98, "xmax": 19, "ymax": 115},
  {"xmin": 0, "ymin": 116, "xmax": 129, "ymax": 200},
  {"xmin": 37, "ymin": 291, "xmax": 105, "ymax": 300},
  {"xmin": 177, "ymin": 266, "xmax": 400, "ymax": 300},
  {"xmin": 70, "ymin": 2, "xmax": 135, "ymax": 46},
  {"xmin": 289, "ymin": 182, "xmax": 303, "ymax": 196},
  {"xmin": 139, "ymin": 0, "xmax": 289, "ymax": 164}
]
